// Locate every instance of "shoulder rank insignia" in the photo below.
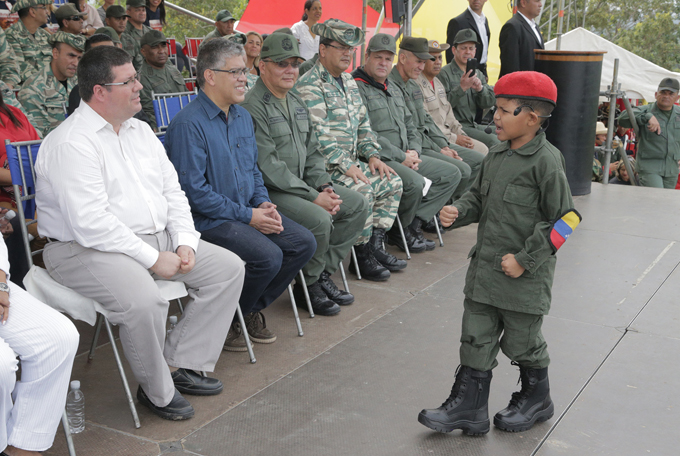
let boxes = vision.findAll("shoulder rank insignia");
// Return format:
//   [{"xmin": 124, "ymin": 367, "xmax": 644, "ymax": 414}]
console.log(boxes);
[{"xmin": 549, "ymin": 209, "xmax": 581, "ymax": 252}]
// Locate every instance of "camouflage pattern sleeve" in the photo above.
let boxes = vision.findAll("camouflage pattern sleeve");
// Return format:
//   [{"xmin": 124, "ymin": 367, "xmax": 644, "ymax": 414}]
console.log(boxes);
[
  {"xmin": 18, "ymin": 82, "xmax": 49, "ymax": 137},
  {"xmin": 0, "ymin": 28, "xmax": 20, "ymax": 88},
  {"xmin": 17, "ymin": 67, "xmax": 69, "ymax": 138}
]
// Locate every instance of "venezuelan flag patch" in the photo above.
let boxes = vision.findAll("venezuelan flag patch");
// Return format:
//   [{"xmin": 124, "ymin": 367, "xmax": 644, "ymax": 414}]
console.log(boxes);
[{"xmin": 549, "ymin": 209, "xmax": 582, "ymax": 252}]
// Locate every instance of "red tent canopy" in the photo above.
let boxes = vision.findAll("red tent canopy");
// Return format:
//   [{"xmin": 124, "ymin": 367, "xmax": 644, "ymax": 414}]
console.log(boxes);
[{"xmin": 237, "ymin": 0, "xmax": 399, "ymax": 37}]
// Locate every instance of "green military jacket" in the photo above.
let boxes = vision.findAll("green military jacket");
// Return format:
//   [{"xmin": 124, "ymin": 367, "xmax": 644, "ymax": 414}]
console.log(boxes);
[
  {"xmin": 353, "ymin": 68, "xmax": 420, "ymax": 162},
  {"xmin": 0, "ymin": 28, "xmax": 20, "ymax": 88},
  {"xmin": 618, "ymin": 102, "xmax": 680, "ymax": 176},
  {"xmin": 17, "ymin": 63, "xmax": 76, "ymax": 138},
  {"xmin": 298, "ymin": 54, "xmax": 318, "ymax": 77},
  {"xmin": 453, "ymin": 133, "xmax": 574, "ymax": 315},
  {"xmin": 436, "ymin": 62, "xmax": 495, "ymax": 128},
  {"xmin": 5, "ymin": 20, "xmax": 51, "ymax": 85},
  {"xmin": 241, "ymin": 77, "xmax": 332, "ymax": 202},
  {"xmin": 293, "ymin": 60, "xmax": 381, "ymax": 178},
  {"xmin": 120, "ymin": 32, "xmax": 144, "ymax": 71},
  {"xmin": 139, "ymin": 61, "xmax": 186, "ymax": 131},
  {"xmin": 125, "ymin": 21, "xmax": 153, "ymax": 44}
]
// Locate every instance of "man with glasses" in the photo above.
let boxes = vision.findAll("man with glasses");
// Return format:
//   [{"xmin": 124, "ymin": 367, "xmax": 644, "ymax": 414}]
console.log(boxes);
[
  {"xmin": 5, "ymin": 0, "xmax": 53, "ymax": 85},
  {"xmin": 55, "ymin": 3, "xmax": 85, "ymax": 36},
  {"xmin": 294, "ymin": 19, "xmax": 404, "ymax": 282},
  {"xmin": 165, "ymin": 39, "xmax": 316, "ymax": 350},
  {"xmin": 139, "ymin": 30, "xmax": 186, "ymax": 131},
  {"xmin": 106, "ymin": 5, "xmax": 144, "ymax": 71},
  {"xmin": 18, "ymin": 31, "xmax": 84, "ymax": 137},
  {"xmin": 242, "ymin": 33, "xmax": 369, "ymax": 316},
  {"xmin": 36, "ymin": 45, "xmax": 245, "ymax": 421}
]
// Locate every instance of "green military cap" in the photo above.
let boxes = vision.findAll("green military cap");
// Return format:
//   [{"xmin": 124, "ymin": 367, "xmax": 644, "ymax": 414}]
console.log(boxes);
[
  {"xmin": 106, "ymin": 5, "xmax": 130, "ymax": 18},
  {"xmin": 49, "ymin": 30, "xmax": 86, "ymax": 52},
  {"xmin": 126, "ymin": 0, "xmax": 146, "ymax": 8},
  {"xmin": 453, "ymin": 28, "xmax": 479, "ymax": 45},
  {"xmin": 427, "ymin": 39, "xmax": 450, "ymax": 53},
  {"xmin": 141, "ymin": 30, "xmax": 167, "ymax": 47},
  {"xmin": 399, "ymin": 37, "xmax": 434, "ymax": 61},
  {"xmin": 226, "ymin": 32, "xmax": 247, "ymax": 45},
  {"xmin": 367, "ymin": 33, "xmax": 396, "ymax": 54},
  {"xmin": 95, "ymin": 26, "xmax": 122, "ymax": 44},
  {"xmin": 11, "ymin": 0, "xmax": 52, "ymax": 14},
  {"xmin": 658, "ymin": 77, "xmax": 680, "ymax": 93},
  {"xmin": 215, "ymin": 9, "xmax": 236, "ymax": 22},
  {"xmin": 312, "ymin": 18, "xmax": 365, "ymax": 47},
  {"xmin": 55, "ymin": 3, "xmax": 85, "ymax": 20},
  {"xmin": 272, "ymin": 27, "xmax": 294, "ymax": 36},
  {"xmin": 260, "ymin": 32, "xmax": 304, "ymax": 62}
]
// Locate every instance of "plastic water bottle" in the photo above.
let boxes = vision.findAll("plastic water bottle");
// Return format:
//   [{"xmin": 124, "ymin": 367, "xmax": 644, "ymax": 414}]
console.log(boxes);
[
  {"xmin": 167, "ymin": 315, "xmax": 178, "ymax": 339},
  {"xmin": 66, "ymin": 380, "xmax": 85, "ymax": 434}
]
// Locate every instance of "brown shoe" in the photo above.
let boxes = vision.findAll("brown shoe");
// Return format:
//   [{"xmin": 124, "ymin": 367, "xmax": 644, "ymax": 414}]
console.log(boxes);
[
  {"xmin": 223, "ymin": 320, "xmax": 249, "ymax": 352},
  {"xmin": 244, "ymin": 311, "xmax": 277, "ymax": 344}
]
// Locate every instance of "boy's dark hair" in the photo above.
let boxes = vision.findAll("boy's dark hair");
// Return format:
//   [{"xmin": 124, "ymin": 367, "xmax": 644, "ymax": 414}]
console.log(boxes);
[
  {"xmin": 85, "ymin": 34, "xmax": 114, "ymax": 52},
  {"xmin": 78, "ymin": 46, "xmax": 132, "ymax": 102},
  {"xmin": 507, "ymin": 98, "xmax": 555, "ymax": 125}
]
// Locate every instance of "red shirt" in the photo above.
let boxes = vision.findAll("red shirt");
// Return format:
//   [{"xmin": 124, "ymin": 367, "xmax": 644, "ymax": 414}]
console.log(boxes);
[{"xmin": 0, "ymin": 106, "xmax": 40, "ymax": 207}]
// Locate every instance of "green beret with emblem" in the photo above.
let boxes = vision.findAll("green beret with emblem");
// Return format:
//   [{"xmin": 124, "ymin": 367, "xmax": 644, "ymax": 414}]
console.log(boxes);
[
  {"xmin": 12, "ymin": 0, "xmax": 52, "ymax": 14},
  {"xmin": 453, "ymin": 28, "xmax": 480, "ymax": 45},
  {"xmin": 399, "ymin": 36, "xmax": 435, "ymax": 61},
  {"xmin": 95, "ymin": 26, "xmax": 122, "ymax": 44},
  {"xmin": 367, "ymin": 33, "xmax": 396, "ymax": 54},
  {"xmin": 140, "ymin": 30, "xmax": 167, "ymax": 47},
  {"xmin": 311, "ymin": 18, "xmax": 365, "ymax": 47},
  {"xmin": 49, "ymin": 30, "xmax": 86, "ymax": 52},
  {"xmin": 260, "ymin": 32, "xmax": 304, "ymax": 62}
]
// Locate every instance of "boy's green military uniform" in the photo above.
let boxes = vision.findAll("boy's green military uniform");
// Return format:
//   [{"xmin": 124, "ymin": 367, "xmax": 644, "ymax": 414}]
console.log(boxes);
[{"xmin": 6, "ymin": 0, "xmax": 53, "ymax": 85}]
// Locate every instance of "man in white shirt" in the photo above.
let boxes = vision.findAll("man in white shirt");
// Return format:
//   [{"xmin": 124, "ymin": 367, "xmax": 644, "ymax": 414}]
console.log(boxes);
[
  {"xmin": 499, "ymin": 0, "xmax": 544, "ymax": 78},
  {"xmin": 35, "ymin": 46, "xmax": 245, "ymax": 421},
  {"xmin": 445, "ymin": 0, "xmax": 490, "ymax": 78}
]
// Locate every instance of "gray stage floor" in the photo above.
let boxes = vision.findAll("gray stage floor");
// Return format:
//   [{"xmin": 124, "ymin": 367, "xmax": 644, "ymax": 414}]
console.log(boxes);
[{"xmin": 45, "ymin": 183, "xmax": 680, "ymax": 456}]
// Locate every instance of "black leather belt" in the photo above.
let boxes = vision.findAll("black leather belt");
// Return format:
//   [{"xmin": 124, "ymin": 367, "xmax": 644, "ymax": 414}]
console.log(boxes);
[{"xmin": 46, "ymin": 237, "xmax": 59, "ymax": 243}]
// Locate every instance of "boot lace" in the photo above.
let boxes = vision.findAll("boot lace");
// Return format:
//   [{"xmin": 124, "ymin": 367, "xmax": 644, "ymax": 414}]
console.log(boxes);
[
  {"xmin": 441, "ymin": 365, "xmax": 467, "ymax": 408},
  {"xmin": 508, "ymin": 362, "xmax": 536, "ymax": 408}
]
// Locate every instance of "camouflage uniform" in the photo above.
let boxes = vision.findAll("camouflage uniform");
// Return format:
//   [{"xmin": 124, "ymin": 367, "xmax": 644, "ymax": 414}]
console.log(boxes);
[
  {"xmin": 17, "ymin": 63, "xmax": 76, "ymax": 137},
  {"xmin": 5, "ymin": 18, "xmax": 52, "ymax": 85},
  {"xmin": 293, "ymin": 60, "xmax": 402, "ymax": 245},
  {"xmin": 0, "ymin": 27, "xmax": 20, "ymax": 88},
  {"xmin": 0, "ymin": 80, "xmax": 25, "ymax": 111},
  {"xmin": 245, "ymin": 72, "xmax": 258, "ymax": 94},
  {"xmin": 139, "ymin": 61, "xmax": 186, "ymax": 131}
]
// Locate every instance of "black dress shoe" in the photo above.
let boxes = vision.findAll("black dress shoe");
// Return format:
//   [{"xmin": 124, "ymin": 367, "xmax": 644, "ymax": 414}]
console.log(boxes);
[
  {"xmin": 318, "ymin": 271, "xmax": 354, "ymax": 305},
  {"xmin": 171, "ymin": 368, "xmax": 224, "ymax": 396},
  {"xmin": 294, "ymin": 281, "xmax": 341, "ymax": 316},
  {"xmin": 137, "ymin": 386, "xmax": 194, "ymax": 420},
  {"xmin": 387, "ymin": 226, "xmax": 427, "ymax": 253},
  {"xmin": 410, "ymin": 218, "xmax": 435, "ymax": 251}
]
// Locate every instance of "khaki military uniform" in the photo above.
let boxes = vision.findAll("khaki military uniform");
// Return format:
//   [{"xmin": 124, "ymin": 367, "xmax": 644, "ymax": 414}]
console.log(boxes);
[
  {"xmin": 5, "ymin": 19, "xmax": 52, "ymax": 85},
  {"xmin": 353, "ymin": 68, "xmax": 459, "ymax": 226},
  {"xmin": 139, "ymin": 61, "xmax": 186, "ymax": 131},
  {"xmin": 618, "ymin": 103, "xmax": 680, "ymax": 188},
  {"xmin": 0, "ymin": 27, "xmax": 20, "ymax": 88},
  {"xmin": 451, "ymin": 133, "xmax": 574, "ymax": 371},
  {"xmin": 293, "ymin": 60, "xmax": 403, "ymax": 245},
  {"xmin": 437, "ymin": 62, "xmax": 499, "ymax": 148},
  {"xmin": 416, "ymin": 74, "xmax": 488, "ymax": 155},
  {"xmin": 242, "ymin": 78, "xmax": 369, "ymax": 284},
  {"xmin": 17, "ymin": 64, "xmax": 76, "ymax": 138}
]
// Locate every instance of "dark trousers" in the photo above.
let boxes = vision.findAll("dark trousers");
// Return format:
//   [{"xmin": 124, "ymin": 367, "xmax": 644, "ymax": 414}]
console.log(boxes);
[{"xmin": 201, "ymin": 214, "xmax": 316, "ymax": 315}]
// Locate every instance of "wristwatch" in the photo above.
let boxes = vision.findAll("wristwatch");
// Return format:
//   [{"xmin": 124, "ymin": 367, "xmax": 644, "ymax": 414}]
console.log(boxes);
[{"xmin": 0, "ymin": 282, "xmax": 9, "ymax": 295}]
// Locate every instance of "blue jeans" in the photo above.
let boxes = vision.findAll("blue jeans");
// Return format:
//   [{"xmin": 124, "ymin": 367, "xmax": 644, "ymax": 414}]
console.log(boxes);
[{"xmin": 200, "ymin": 214, "xmax": 316, "ymax": 314}]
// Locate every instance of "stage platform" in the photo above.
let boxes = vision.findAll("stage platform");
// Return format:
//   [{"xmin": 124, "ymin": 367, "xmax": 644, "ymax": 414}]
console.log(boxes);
[{"xmin": 45, "ymin": 182, "xmax": 680, "ymax": 456}]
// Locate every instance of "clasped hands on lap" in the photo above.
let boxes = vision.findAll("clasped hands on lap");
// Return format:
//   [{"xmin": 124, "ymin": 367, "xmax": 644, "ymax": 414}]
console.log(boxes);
[{"xmin": 150, "ymin": 246, "xmax": 196, "ymax": 279}]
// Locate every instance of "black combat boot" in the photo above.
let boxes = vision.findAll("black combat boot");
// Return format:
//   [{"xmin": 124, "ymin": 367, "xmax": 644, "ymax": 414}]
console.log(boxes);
[
  {"xmin": 351, "ymin": 242, "xmax": 390, "ymax": 281},
  {"xmin": 417, "ymin": 365, "xmax": 492, "ymax": 435},
  {"xmin": 409, "ymin": 218, "xmax": 435, "ymax": 251},
  {"xmin": 370, "ymin": 228, "xmax": 407, "ymax": 271},
  {"xmin": 422, "ymin": 214, "xmax": 441, "ymax": 234},
  {"xmin": 387, "ymin": 225, "xmax": 427, "ymax": 253},
  {"xmin": 293, "ymin": 281, "xmax": 341, "ymax": 316},
  {"xmin": 493, "ymin": 365, "xmax": 554, "ymax": 432},
  {"xmin": 318, "ymin": 270, "xmax": 354, "ymax": 305}
]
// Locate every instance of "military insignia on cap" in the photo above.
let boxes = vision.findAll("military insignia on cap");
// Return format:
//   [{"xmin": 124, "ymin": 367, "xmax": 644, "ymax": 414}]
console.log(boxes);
[
  {"xmin": 432, "ymin": 41, "xmax": 440, "ymax": 48},
  {"xmin": 282, "ymin": 37, "xmax": 293, "ymax": 51},
  {"xmin": 381, "ymin": 35, "xmax": 390, "ymax": 45},
  {"xmin": 465, "ymin": 30, "xmax": 473, "ymax": 38},
  {"xmin": 263, "ymin": 93, "xmax": 271, "ymax": 102},
  {"xmin": 344, "ymin": 29, "xmax": 354, "ymax": 40},
  {"xmin": 262, "ymin": 46, "xmax": 269, "ymax": 52}
]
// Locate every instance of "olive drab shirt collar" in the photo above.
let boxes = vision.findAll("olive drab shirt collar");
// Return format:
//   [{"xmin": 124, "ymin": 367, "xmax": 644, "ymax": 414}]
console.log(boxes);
[{"xmin": 491, "ymin": 131, "xmax": 547, "ymax": 156}]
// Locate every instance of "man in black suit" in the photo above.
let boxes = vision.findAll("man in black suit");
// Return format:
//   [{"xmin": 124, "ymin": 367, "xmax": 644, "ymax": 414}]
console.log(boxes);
[
  {"xmin": 446, "ymin": 0, "xmax": 490, "ymax": 78},
  {"xmin": 499, "ymin": 0, "xmax": 544, "ymax": 78}
]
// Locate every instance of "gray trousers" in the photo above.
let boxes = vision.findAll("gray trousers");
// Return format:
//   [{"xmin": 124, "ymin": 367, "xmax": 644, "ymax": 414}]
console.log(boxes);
[{"xmin": 43, "ymin": 231, "xmax": 245, "ymax": 407}]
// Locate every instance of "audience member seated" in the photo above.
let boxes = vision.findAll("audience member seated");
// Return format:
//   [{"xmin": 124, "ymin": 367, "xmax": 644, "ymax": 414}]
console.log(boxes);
[
  {"xmin": 610, "ymin": 158, "xmax": 638, "ymax": 186},
  {"xmin": 18, "ymin": 31, "xmax": 84, "ymax": 138},
  {"xmin": 291, "ymin": 0, "xmax": 322, "ymax": 61},
  {"xmin": 71, "ymin": 0, "xmax": 103, "ymax": 35},
  {"xmin": 204, "ymin": 9, "xmax": 236, "ymax": 42},
  {"xmin": 139, "ymin": 30, "xmax": 185, "ymax": 131},
  {"xmin": 106, "ymin": 5, "xmax": 144, "ymax": 70},
  {"xmin": 124, "ymin": 0, "xmax": 152, "ymax": 45},
  {"xmin": 294, "ymin": 19, "xmax": 404, "ymax": 282},
  {"xmin": 36, "ymin": 46, "xmax": 245, "ymax": 421},
  {"xmin": 165, "ymin": 39, "xmax": 316, "ymax": 350},
  {"xmin": 242, "ymin": 33, "xmax": 369, "ymax": 316},
  {"xmin": 97, "ymin": 0, "xmax": 115, "ymax": 24},
  {"xmin": 0, "ymin": 236, "xmax": 79, "ymax": 456},
  {"xmin": 0, "ymin": 27, "xmax": 21, "ymax": 90},
  {"xmin": 5, "ymin": 0, "xmax": 52, "ymax": 85},
  {"xmin": 143, "ymin": 0, "xmax": 188, "ymax": 73},
  {"xmin": 437, "ymin": 29, "xmax": 499, "ymax": 149},
  {"xmin": 244, "ymin": 31, "xmax": 262, "ymax": 76},
  {"xmin": 418, "ymin": 39, "xmax": 488, "ymax": 155},
  {"xmin": 55, "ymin": 3, "xmax": 85, "ymax": 35}
]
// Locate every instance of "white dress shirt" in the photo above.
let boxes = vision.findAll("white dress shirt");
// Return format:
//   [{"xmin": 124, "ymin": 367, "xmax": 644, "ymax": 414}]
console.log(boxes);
[
  {"xmin": 519, "ymin": 11, "xmax": 543, "ymax": 44},
  {"xmin": 291, "ymin": 20, "xmax": 321, "ymax": 60},
  {"xmin": 468, "ymin": 7, "xmax": 488, "ymax": 64},
  {"xmin": 35, "ymin": 102, "xmax": 200, "ymax": 269}
]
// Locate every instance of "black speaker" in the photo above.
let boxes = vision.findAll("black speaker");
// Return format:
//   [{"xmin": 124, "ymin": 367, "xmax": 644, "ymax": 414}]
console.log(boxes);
[{"xmin": 385, "ymin": 0, "xmax": 406, "ymax": 23}]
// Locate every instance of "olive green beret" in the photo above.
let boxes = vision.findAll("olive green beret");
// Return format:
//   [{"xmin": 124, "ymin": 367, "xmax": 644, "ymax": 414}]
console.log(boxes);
[
  {"xmin": 311, "ymin": 18, "xmax": 365, "ymax": 47},
  {"xmin": 49, "ymin": 30, "xmax": 86, "ymax": 52}
]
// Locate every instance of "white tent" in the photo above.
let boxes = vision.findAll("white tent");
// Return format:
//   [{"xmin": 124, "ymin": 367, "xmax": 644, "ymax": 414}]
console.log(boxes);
[{"xmin": 545, "ymin": 27, "xmax": 680, "ymax": 101}]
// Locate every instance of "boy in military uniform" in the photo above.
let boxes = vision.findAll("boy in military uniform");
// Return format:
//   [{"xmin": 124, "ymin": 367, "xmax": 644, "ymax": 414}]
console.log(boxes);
[{"xmin": 418, "ymin": 72, "xmax": 580, "ymax": 435}]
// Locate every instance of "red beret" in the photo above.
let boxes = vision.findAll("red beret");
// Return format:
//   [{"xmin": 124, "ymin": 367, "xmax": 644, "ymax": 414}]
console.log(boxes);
[{"xmin": 494, "ymin": 71, "xmax": 557, "ymax": 106}]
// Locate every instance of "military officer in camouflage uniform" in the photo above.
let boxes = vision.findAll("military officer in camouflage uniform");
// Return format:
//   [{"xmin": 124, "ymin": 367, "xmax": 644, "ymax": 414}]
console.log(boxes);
[
  {"xmin": 18, "ymin": 31, "xmax": 84, "ymax": 137},
  {"xmin": 125, "ymin": 0, "xmax": 153, "ymax": 44},
  {"xmin": 6, "ymin": 0, "xmax": 53, "ymax": 86},
  {"xmin": 294, "ymin": 19, "xmax": 405, "ymax": 282},
  {"xmin": 0, "ymin": 28, "xmax": 21, "ymax": 89},
  {"xmin": 437, "ymin": 29, "xmax": 499, "ymax": 148},
  {"xmin": 139, "ymin": 30, "xmax": 186, "ymax": 131},
  {"xmin": 55, "ymin": 3, "xmax": 85, "ymax": 35},
  {"xmin": 106, "ymin": 5, "xmax": 144, "ymax": 71},
  {"xmin": 353, "ymin": 34, "xmax": 460, "ymax": 254},
  {"xmin": 242, "ymin": 33, "xmax": 369, "ymax": 314}
]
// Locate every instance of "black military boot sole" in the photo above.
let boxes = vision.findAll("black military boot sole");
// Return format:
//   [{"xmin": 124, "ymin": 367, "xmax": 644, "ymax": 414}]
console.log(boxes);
[
  {"xmin": 417, "ymin": 411, "xmax": 490, "ymax": 435},
  {"xmin": 494, "ymin": 400, "xmax": 554, "ymax": 432}
]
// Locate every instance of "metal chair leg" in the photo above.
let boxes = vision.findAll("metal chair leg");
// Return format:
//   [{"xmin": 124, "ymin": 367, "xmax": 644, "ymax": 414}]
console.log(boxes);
[
  {"xmin": 88, "ymin": 313, "xmax": 104, "ymax": 361},
  {"xmin": 62, "ymin": 409, "xmax": 77, "ymax": 456},
  {"xmin": 297, "ymin": 270, "xmax": 315, "ymax": 318},
  {"xmin": 395, "ymin": 216, "xmax": 411, "ymax": 260},
  {"xmin": 234, "ymin": 305, "xmax": 256, "ymax": 363},
  {"xmin": 287, "ymin": 284, "xmax": 304, "ymax": 336},
  {"xmin": 434, "ymin": 215, "xmax": 444, "ymax": 247},
  {"xmin": 338, "ymin": 260, "xmax": 349, "ymax": 293},
  {"xmin": 104, "ymin": 318, "xmax": 141, "ymax": 429},
  {"xmin": 350, "ymin": 246, "xmax": 361, "ymax": 280}
]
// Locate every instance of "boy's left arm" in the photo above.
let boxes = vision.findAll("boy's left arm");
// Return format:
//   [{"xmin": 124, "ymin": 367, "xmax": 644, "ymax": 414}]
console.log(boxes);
[{"xmin": 513, "ymin": 169, "xmax": 577, "ymax": 275}]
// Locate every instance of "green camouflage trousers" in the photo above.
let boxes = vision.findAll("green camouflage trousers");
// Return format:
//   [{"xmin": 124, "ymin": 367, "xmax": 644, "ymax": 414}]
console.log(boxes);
[{"xmin": 331, "ymin": 161, "xmax": 403, "ymax": 245}]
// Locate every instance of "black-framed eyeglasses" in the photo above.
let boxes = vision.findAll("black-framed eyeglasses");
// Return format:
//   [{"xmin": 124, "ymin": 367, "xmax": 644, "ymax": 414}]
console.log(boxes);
[
  {"xmin": 324, "ymin": 43, "xmax": 355, "ymax": 53},
  {"xmin": 262, "ymin": 59, "xmax": 301, "ymax": 69},
  {"xmin": 101, "ymin": 73, "xmax": 140, "ymax": 87},
  {"xmin": 66, "ymin": 16, "xmax": 84, "ymax": 21},
  {"xmin": 210, "ymin": 67, "xmax": 249, "ymax": 77}
]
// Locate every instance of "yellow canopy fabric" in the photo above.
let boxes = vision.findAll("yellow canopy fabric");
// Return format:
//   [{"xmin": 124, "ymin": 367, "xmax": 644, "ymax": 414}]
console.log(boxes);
[{"xmin": 410, "ymin": 0, "xmax": 514, "ymax": 84}]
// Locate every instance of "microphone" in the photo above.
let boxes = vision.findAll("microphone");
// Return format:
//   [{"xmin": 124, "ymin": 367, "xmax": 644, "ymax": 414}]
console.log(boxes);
[{"xmin": 483, "ymin": 107, "xmax": 497, "ymax": 134}]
